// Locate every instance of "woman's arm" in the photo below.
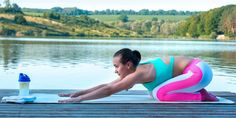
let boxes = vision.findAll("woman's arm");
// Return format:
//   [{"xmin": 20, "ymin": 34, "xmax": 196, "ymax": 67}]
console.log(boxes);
[
  {"xmin": 58, "ymin": 72, "xmax": 141, "ymax": 103},
  {"xmin": 59, "ymin": 78, "xmax": 121, "ymax": 98},
  {"xmin": 73, "ymin": 78, "xmax": 121, "ymax": 97}
]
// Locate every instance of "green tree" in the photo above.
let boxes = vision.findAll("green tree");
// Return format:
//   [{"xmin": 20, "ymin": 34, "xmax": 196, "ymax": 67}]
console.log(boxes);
[
  {"xmin": 141, "ymin": 20, "xmax": 152, "ymax": 32},
  {"xmin": 12, "ymin": 3, "xmax": 22, "ymax": 13},
  {"xmin": 196, "ymin": 14, "xmax": 205, "ymax": 35},
  {"xmin": 0, "ymin": 26, "xmax": 16, "ymax": 36},
  {"xmin": 160, "ymin": 22, "xmax": 177, "ymax": 35},
  {"xmin": 150, "ymin": 21, "xmax": 159, "ymax": 34},
  {"xmin": 118, "ymin": 14, "xmax": 128, "ymax": 22},
  {"xmin": 188, "ymin": 16, "xmax": 200, "ymax": 37},
  {"xmin": 14, "ymin": 14, "xmax": 27, "ymax": 24},
  {"xmin": 175, "ymin": 21, "xmax": 189, "ymax": 36},
  {"xmin": 139, "ymin": 9, "xmax": 149, "ymax": 15},
  {"xmin": 219, "ymin": 6, "xmax": 236, "ymax": 36},
  {"xmin": 43, "ymin": 12, "xmax": 61, "ymax": 20},
  {"xmin": 210, "ymin": 32, "xmax": 217, "ymax": 39},
  {"xmin": 204, "ymin": 9, "xmax": 222, "ymax": 35}
]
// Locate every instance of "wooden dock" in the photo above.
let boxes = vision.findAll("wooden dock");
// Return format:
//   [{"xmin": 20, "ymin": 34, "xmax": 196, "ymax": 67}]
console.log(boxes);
[{"xmin": 0, "ymin": 89, "xmax": 236, "ymax": 117}]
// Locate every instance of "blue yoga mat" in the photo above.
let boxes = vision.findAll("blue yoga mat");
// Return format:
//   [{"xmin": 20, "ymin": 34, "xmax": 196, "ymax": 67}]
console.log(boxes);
[{"xmin": 29, "ymin": 93, "xmax": 234, "ymax": 104}]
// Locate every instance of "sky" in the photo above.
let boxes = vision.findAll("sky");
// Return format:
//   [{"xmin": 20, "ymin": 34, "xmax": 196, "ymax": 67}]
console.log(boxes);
[{"xmin": 0, "ymin": 0, "xmax": 235, "ymax": 11}]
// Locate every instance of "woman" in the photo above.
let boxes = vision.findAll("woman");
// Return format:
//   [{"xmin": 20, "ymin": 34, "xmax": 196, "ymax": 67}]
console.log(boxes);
[{"xmin": 58, "ymin": 48, "xmax": 218, "ymax": 103}]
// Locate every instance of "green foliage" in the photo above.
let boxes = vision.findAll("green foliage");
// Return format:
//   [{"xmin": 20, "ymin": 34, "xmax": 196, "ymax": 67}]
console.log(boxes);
[
  {"xmin": 203, "ymin": 8, "xmax": 223, "ymax": 35},
  {"xmin": 90, "ymin": 15, "xmax": 189, "ymax": 23},
  {"xmin": 228, "ymin": 32, "xmax": 236, "ymax": 37},
  {"xmin": 43, "ymin": 12, "xmax": 61, "ymax": 20},
  {"xmin": 0, "ymin": 26, "xmax": 16, "ymax": 36},
  {"xmin": 175, "ymin": 5, "xmax": 236, "ymax": 38},
  {"xmin": 14, "ymin": 14, "xmax": 27, "ymax": 24},
  {"xmin": 152, "ymin": 17, "xmax": 158, "ymax": 21},
  {"xmin": 112, "ymin": 18, "xmax": 177, "ymax": 37},
  {"xmin": 24, "ymin": 30, "xmax": 34, "ymax": 36},
  {"xmin": 187, "ymin": 16, "xmax": 200, "ymax": 37},
  {"xmin": 118, "ymin": 14, "xmax": 128, "ymax": 22},
  {"xmin": 175, "ymin": 21, "xmax": 189, "ymax": 36},
  {"xmin": 60, "ymin": 15, "xmax": 105, "ymax": 28},
  {"xmin": 160, "ymin": 22, "xmax": 177, "ymax": 35},
  {"xmin": 218, "ymin": 5, "xmax": 236, "ymax": 36},
  {"xmin": 141, "ymin": 20, "xmax": 152, "ymax": 32},
  {"xmin": 210, "ymin": 32, "xmax": 217, "ymax": 39}
]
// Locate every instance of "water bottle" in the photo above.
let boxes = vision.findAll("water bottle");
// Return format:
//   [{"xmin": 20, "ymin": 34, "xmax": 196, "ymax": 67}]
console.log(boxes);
[{"xmin": 18, "ymin": 73, "xmax": 31, "ymax": 96}]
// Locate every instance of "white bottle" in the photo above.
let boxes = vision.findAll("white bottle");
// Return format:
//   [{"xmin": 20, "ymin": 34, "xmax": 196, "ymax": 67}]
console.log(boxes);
[{"xmin": 18, "ymin": 73, "xmax": 30, "ymax": 96}]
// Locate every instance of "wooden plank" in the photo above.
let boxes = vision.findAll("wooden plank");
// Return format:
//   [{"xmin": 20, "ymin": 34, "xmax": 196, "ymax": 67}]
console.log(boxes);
[{"xmin": 0, "ymin": 89, "xmax": 235, "ymax": 118}]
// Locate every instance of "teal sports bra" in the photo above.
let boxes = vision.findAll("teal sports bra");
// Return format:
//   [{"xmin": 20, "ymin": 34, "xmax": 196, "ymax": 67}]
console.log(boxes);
[{"xmin": 140, "ymin": 56, "xmax": 175, "ymax": 91}]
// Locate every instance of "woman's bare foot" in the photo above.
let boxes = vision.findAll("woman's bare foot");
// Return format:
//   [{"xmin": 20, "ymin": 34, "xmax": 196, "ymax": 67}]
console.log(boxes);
[{"xmin": 200, "ymin": 89, "xmax": 218, "ymax": 101}]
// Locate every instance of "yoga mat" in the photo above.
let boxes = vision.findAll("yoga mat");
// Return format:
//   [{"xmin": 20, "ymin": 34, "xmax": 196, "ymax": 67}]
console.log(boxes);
[{"xmin": 29, "ymin": 93, "xmax": 234, "ymax": 104}]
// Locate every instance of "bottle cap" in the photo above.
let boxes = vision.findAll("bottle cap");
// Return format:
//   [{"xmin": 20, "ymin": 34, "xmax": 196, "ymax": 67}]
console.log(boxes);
[{"xmin": 18, "ymin": 73, "xmax": 31, "ymax": 82}]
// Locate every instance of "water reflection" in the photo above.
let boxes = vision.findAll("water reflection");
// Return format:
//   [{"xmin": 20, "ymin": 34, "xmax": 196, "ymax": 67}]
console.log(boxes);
[
  {"xmin": 0, "ymin": 38, "xmax": 236, "ymax": 92},
  {"xmin": 1, "ymin": 43, "xmax": 22, "ymax": 70}
]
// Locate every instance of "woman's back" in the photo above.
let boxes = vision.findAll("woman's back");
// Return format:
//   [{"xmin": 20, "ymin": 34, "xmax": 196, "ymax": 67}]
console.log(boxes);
[
  {"xmin": 173, "ymin": 56, "xmax": 192, "ymax": 77},
  {"xmin": 137, "ymin": 56, "xmax": 192, "ymax": 84}
]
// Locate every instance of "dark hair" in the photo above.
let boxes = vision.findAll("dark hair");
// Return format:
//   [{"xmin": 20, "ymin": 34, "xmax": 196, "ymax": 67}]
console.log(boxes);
[{"xmin": 113, "ymin": 48, "xmax": 141, "ymax": 67}]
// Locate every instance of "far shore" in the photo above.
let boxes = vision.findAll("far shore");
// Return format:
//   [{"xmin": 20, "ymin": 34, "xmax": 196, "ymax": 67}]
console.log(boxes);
[{"xmin": 0, "ymin": 35, "xmax": 235, "ymax": 41}]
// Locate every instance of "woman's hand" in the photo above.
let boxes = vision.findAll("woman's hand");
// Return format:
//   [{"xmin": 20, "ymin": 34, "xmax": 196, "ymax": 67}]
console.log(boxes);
[{"xmin": 58, "ymin": 97, "xmax": 82, "ymax": 103}]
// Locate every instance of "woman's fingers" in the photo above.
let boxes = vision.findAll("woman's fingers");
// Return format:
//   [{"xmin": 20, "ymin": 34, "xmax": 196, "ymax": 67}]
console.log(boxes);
[
  {"xmin": 58, "ymin": 99, "xmax": 71, "ymax": 103},
  {"xmin": 58, "ymin": 98, "xmax": 81, "ymax": 103}
]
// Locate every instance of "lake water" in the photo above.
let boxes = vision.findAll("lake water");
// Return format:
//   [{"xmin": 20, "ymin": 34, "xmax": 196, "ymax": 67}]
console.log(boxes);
[{"xmin": 0, "ymin": 38, "xmax": 236, "ymax": 93}]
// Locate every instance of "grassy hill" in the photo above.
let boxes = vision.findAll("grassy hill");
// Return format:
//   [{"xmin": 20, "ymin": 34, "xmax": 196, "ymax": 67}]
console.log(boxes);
[{"xmin": 0, "ymin": 13, "xmax": 137, "ymax": 37}]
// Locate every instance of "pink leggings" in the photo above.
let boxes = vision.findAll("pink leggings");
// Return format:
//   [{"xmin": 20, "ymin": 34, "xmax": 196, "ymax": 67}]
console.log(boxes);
[{"xmin": 152, "ymin": 59, "xmax": 213, "ymax": 101}]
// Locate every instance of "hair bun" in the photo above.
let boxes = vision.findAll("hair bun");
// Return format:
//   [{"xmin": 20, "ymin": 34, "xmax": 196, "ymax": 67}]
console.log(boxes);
[{"xmin": 132, "ymin": 50, "xmax": 141, "ymax": 62}]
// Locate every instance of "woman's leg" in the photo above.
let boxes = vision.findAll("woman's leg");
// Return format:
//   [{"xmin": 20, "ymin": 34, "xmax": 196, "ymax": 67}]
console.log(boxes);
[{"xmin": 152, "ymin": 59, "xmax": 217, "ymax": 101}]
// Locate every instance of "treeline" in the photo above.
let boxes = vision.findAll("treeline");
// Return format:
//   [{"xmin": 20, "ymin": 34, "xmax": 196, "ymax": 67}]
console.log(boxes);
[
  {"xmin": 22, "ymin": 7, "xmax": 199, "ymax": 16},
  {"xmin": 93, "ymin": 9, "xmax": 199, "ymax": 15},
  {"xmin": 175, "ymin": 5, "xmax": 236, "ymax": 38}
]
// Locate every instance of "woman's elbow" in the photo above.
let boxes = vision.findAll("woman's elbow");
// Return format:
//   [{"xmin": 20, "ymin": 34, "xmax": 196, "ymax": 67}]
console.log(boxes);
[{"xmin": 104, "ymin": 85, "xmax": 122, "ymax": 96}]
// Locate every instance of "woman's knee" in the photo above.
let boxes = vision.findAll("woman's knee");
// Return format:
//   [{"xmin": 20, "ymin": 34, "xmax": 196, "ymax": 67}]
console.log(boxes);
[{"xmin": 155, "ymin": 89, "xmax": 167, "ymax": 101}]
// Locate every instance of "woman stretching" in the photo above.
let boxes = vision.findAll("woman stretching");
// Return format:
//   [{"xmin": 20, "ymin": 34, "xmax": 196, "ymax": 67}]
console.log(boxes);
[{"xmin": 59, "ymin": 48, "xmax": 218, "ymax": 103}]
